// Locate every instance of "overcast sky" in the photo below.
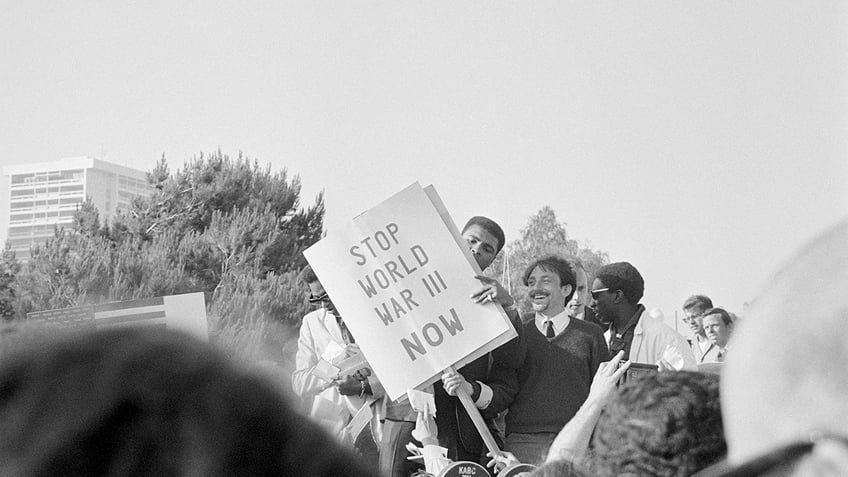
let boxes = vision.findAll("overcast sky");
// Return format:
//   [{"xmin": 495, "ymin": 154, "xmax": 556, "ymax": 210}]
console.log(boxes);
[{"xmin": 2, "ymin": 1, "xmax": 846, "ymax": 331}]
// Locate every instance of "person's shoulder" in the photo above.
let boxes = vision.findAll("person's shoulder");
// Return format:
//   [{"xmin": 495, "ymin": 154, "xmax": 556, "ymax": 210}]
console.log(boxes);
[
  {"xmin": 300, "ymin": 308, "xmax": 325, "ymax": 326},
  {"xmin": 571, "ymin": 318, "xmax": 607, "ymax": 340},
  {"xmin": 639, "ymin": 310, "xmax": 686, "ymax": 339}
]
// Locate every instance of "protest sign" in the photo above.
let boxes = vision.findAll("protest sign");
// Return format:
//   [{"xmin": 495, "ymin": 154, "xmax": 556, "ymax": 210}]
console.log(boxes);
[
  {"xmin": 27, "ymin": 292, "xmax": 208, "ymax": 341},
  {"xmin": 304, "ymin": 182, "xmax": 517, "ymax": 400}
]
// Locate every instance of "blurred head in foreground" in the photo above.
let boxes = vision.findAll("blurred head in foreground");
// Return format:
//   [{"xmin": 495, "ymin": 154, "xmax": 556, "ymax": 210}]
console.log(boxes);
[
  {"xmin": 0, "ymin": 327, "xmax": 370, "ymax": 477},
  {"xmin": 717, "ymin": 219, "xmax": 848, "ymax": 475},
  {"xmin": 591, "ymin": 371, "xmax": 726, "ymax": 477}
]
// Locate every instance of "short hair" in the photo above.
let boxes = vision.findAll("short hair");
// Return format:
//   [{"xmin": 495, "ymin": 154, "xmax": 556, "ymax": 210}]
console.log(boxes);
[
  {"xmin": 683, "ymin": 295, "xmax": 713, "ymax": 314},
  {"xmin": 702, "ymin": 307, "xmax": 733, "ymax": 326},
  {"xmin": 299, "ymin": 264, "xmax": 319, "ymax": 286},
  {"xmin": 522, "ymin": 255, "xmax": 577, "ymax": 302},
  {"xmin": 595, "ymin": 262, "xmax": 645, "ymax": 304},
  {"xmin": 0, "ymin": 327, "xmax": 370, "ymax": 476},
  {"xmin": 591, "ymin": 371, "xmax": 726, "ymax": 477},
  {"xmin": 462, "ymin": 216, "xmax": 506, "ymax": 255}
]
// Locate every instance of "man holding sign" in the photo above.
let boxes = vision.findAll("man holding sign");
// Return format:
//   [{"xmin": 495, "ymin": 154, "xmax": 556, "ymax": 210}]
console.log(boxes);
[
  {"xmin": 303, "ymin": 183, "xmax": 520, "ymax": 475},
  {"xmin": 433, "ymin": 216, "xmax": 525, "ymax": 464}
]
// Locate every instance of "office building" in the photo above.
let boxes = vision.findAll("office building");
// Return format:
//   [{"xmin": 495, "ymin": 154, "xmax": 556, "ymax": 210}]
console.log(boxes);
[{"xmin": 3, "ymin": 157, "xmax": 152, "ymax": 260}]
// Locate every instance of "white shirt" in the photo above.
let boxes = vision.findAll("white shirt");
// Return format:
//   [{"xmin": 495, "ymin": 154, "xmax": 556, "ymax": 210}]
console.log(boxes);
[
  {"xmin": 534, "ymin": 309, "xmax": 571, "ymax": 337},
  {"xmin": 603, "ymin": 308, "xmax": 697, "ymax": 371}
]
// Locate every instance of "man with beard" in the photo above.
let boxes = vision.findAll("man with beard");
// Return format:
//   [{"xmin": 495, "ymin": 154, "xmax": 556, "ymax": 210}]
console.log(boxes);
[
  {"xmin": 443, "ymin": 255, "xmax": 608, "ymax": 465},
  {"xmin": 589, "ymin": 262, "xmax": 695, "ymax": 370},
  {"xmin": 682, "ymin": 294, "xmax": 714, "ymax": 363}
]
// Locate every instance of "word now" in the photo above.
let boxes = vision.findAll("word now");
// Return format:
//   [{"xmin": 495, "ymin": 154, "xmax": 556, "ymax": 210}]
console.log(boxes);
[{"xmin": 401, "ymin": 308, "xmax": 464, "ymax": 361}]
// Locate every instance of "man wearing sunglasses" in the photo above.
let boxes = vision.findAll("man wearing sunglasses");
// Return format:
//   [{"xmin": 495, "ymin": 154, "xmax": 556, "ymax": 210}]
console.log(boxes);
[
  {"xmin": 589, "ymin": 262, "xmax": 695, "ymax": 371},
  {"xmin": 292, "ymin": 265, "xmax": 382, "ymax": 471}
]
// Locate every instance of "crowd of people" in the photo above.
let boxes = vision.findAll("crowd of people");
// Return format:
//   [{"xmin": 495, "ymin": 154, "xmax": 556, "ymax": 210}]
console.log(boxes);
[
  {"xmin": 290, "ymin": 215, "xmax": 848, "ymax": 476},
  {"xmin": 0, "ymin": 216, "xmax": 845, "ymax": 477}
]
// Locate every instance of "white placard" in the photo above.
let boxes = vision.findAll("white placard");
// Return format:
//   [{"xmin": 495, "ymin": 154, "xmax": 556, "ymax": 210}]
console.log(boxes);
[{"xmin": 304, "ymin": 183, "xmax": 516, "ymax": 400}]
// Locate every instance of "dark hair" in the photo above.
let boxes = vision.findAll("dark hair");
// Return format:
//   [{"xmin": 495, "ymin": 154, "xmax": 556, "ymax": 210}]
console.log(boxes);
[
  {"xmin": 702, "ymin": 307, "xmax": 734, "ymax": 326},
  {"xmin": 299, "ymin": 264, "xmax": 319, "ymax": 286},
  {"xmin": 683, "ymin": 295, "xmax": 714, "ymax": 314},
  {"xmin": 0, "ymin": 327, "xmax": 370, "ymax": 477},
  {"xmin": 591, "ymin": 371, "xmax": 726, "ymax": 477},
  {"xmin": 595, "ymin": 262, "xmax": 645, "ymax": 304},
  {"xmin": 522, "ymin": 255, "xmax": 577, "ymax": 303},
  {"xmin": 462, "ymin": 216, "xmax": 506, "ymax": 255}
]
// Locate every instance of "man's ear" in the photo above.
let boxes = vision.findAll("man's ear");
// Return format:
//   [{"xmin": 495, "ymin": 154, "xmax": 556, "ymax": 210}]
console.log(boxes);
[
  {"xmin": 613, "ymin": 289, "xmax": 624, "ymax": 304},
  {"xmin": 562, "ymin": 284, "xmax": 573, "ymax": 298}
]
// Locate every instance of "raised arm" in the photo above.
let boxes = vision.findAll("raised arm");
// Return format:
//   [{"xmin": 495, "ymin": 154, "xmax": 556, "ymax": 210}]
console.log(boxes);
[{"xmin": 545, "ymin": 351, "xmax": 630, "ymax": 464}]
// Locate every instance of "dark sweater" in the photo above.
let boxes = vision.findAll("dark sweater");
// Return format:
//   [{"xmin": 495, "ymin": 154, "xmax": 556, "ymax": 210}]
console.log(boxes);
[
  {"xmin": 433, "ymin": 308, "xmax": 524, "ymax": 462},
  {"xmin": 492, "ymin": 316, "xmax": 608, "ymax": 435}
]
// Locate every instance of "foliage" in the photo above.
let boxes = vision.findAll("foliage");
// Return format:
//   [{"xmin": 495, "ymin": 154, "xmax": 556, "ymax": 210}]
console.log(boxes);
[
  {"xmin": 487, "ymin": 206, "xmax": 609, "ymax": 313},
  {"xmin": 3, "ymin": 151, "xmax": 324, "ymax": 368},
  {"xmin": 209, "ymin": 269, "xmax": 308, "ymax": 367},
  {"xmin": 0, "ymin": 245, "xmax": 20, "ymax": 319}
]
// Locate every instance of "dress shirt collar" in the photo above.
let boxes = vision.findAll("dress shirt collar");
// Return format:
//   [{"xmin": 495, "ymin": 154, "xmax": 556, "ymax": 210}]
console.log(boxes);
[{"xmin": 535, "ymin": 309, "xmax": 570, "ymax": 337}]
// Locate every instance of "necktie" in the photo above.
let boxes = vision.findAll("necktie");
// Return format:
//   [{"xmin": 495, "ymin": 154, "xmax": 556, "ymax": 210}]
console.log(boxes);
[{"xmin": 545, "ymin": 320, "xmax": 555, "ymax": 338}]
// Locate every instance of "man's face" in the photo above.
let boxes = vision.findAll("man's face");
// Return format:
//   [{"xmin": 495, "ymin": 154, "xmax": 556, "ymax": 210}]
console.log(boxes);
[
  {"xmin": 526, "ymin": 265, "xmax": 571, "ymax": 316},
  {"xmin": 702, "ymin": 313, "xmax": 732, "ymax": 348},
  {"xmin": 462, "ymin": 224, "xmax": 499, "ymax": 271},
  {"xmin": 682, "ymin": 308, "xmax": 706, "ymax": 336},
  {"xmin": 566, "ymin": 267, "xmax": 588, "ymax": 319},
  {"xmin": 307, "ymin": 281, "xmax": 337, "ymax": 315},
  {"xmin": 589, "ymin": 278, "xmax": 615, "ymax": 324}
]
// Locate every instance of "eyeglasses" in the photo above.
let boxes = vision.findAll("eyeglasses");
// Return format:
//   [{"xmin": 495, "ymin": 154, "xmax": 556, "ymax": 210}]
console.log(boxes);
[
  {"xmin": 682, "ymin": 312, "xmax": 704, "ymax": 324},
  {"xmin": 590, "ymin": 288, "xmax": 610, "ymax": 300},
  {"xmin": 308, "ymin": 293, "xmax": 330, "ymax": 305}
]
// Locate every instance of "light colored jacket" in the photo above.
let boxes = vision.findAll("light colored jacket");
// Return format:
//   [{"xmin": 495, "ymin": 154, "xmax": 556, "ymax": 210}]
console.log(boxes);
[
  {"xmin": 605, "ymin": 309, "xmax": 697, "ymax": 371},
  {"xmin": 292, "ymin": 307, "xmax": 385, "ymax": 437}
]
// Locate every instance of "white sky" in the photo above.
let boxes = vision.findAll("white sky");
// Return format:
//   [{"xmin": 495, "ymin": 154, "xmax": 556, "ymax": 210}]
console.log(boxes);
[{"xmin": 2, "ymin": 1, "xmax": 846, "ymax": 330}]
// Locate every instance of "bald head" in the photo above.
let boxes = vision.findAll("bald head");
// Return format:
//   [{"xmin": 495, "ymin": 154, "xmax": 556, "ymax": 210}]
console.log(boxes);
[{"xmin": 722, "ymin": 219, "xmax": 848, "ymax": 463}]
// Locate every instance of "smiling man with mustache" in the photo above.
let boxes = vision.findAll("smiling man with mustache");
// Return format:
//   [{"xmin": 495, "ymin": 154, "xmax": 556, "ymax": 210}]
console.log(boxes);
[{"xmin": 445, "ymin": 254, "xmax": 609, "ymax": 465}]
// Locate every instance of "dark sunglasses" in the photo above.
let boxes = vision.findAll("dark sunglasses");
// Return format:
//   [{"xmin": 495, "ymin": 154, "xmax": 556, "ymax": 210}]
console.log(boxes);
[
  {"xmin": 590, "ymin": 287, "xmax": 610, "ymax": 300},
  {"xmin": 308, "ymin": 292, "xmax": 330, "ymax": 305}
]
